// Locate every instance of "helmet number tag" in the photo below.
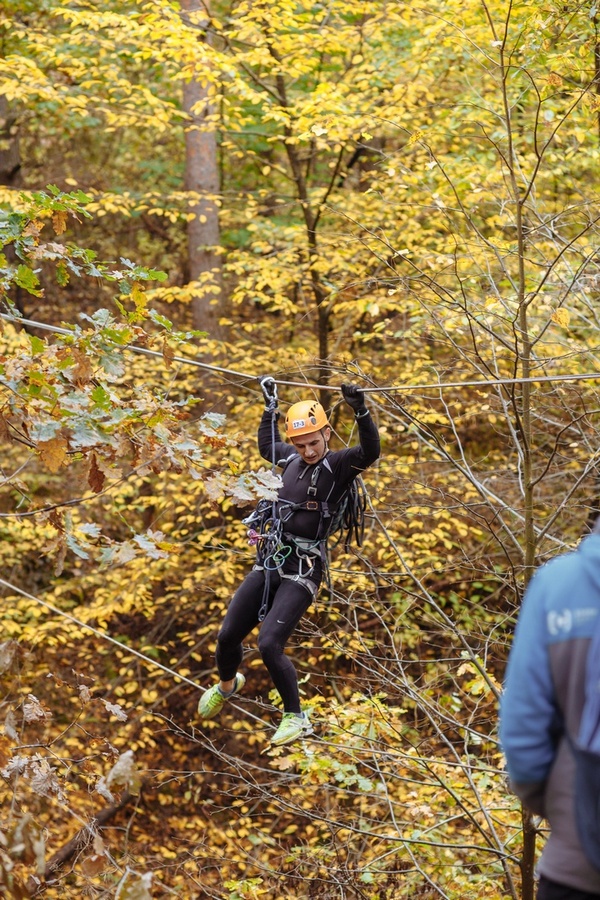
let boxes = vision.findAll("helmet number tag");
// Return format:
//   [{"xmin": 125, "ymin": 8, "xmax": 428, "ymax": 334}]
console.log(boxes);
[{"xmin": 292, "ymin": 418, "xmax": 306, "ymax": 430}]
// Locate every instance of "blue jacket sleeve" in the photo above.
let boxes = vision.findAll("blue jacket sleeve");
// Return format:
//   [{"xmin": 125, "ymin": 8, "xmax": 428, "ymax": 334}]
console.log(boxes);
[{"xmin": 499, "ymin": 569, "xmax": 561, "ymax": 815}]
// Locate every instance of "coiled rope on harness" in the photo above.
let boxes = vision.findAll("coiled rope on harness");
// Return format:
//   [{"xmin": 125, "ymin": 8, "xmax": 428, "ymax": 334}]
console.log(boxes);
[
  {"xmin": 244, "ymin": 385, "xmax": 291, "ymax": 621},
  {"xmin": 322, "ymin": 475, "xmax": 367, "ymax": 552}
]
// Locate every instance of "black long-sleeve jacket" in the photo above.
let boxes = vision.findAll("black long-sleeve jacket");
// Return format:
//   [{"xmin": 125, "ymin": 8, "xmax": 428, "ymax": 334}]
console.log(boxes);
[{"xmin": 257, "ymin": 407, "xmax": 380, "ymax": 541}]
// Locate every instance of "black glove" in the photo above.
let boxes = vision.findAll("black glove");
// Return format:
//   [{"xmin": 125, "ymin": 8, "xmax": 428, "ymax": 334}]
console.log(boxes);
[
  {"xmin": 259, "ymin": 375, "xmax": 278, "ymax": 409},
  {"xmin": 341, "ymin": 382, "xmax": 367, "ymax": 415}
]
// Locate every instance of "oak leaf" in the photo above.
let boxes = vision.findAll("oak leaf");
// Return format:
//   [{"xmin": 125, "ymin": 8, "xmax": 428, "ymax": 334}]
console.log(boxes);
[
  {"xmin": 88, "ymin": 452, "xmax": 105, "ymax": 493},
  {"xmin": 52, "ymin": 210, "xmax": 67, "ymax": 234},
  {"xmin": 23, "ymin": 694, "xmax": 51, "ymax": 723},
  {"xmin": 69, "ymin": 348, "xmax": 94, "ymax": 385},
  {"xmin": 0, "ymin": 413, "xmax": 10, "ymax": 442},
  {"xmin": 38, "ymin": 436, "xmax": 69, "ymax": 473},
  {"xmin": 102, "ymin": 700, "xmax": 128, "ymax": 722},
  {"xmin": 0, "ymin": 641, "xmax": 18, "ymax": 673},
  {"xmin": 162, "ymin": 337, "xmax": 175, "ymax": 369}
]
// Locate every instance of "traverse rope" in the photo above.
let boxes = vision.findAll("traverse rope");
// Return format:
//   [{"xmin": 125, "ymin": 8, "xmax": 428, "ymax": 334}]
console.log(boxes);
[
  {"xmin": 0, "ymin": 574, "xmax": 270, "ymax": 728},
  {"xmin": 0, "ymin": 575, "xmax": 201, "ymax": 691}
]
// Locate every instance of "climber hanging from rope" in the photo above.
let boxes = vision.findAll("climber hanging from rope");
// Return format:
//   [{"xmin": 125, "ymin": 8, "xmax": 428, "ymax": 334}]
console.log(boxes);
[{"xmin": 198, "ymin": 377, "xmax": 381, "ymax": 746}]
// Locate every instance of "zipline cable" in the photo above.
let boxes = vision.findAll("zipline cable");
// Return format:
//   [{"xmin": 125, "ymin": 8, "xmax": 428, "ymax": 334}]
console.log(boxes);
[
  {"xmin": 0, "ymin": 313, "xmax": 253, "ymax": 382},
  {"xmin": 4, "ymin": 312, "xmax": 600, "ymax": 395}
]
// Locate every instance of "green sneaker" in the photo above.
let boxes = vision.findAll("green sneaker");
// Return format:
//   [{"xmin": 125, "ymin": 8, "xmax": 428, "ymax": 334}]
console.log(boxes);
[
  {"xmin": 198, "ymin": 673, "xmax": 245, "ymax": 720},
  {"xmin": 271, "ymin": 712, "xmax": 313, "ymax": 746}
]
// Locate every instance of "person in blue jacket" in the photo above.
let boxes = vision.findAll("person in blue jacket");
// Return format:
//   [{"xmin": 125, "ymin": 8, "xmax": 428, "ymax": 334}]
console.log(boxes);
[{"xmin": 500, "ymin": 523, "xmax": 600, "ymax": 899}]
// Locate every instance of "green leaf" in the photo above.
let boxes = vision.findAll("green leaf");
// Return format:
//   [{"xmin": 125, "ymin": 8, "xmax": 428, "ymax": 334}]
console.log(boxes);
[
  {"xmin": 28, "ymin": 335, "xmax": 45, "ymax": 356},
  {"xmin": 15, "ymin": 264, "xmax": 42, "ymax": 296},
  {"xmin": 102, "ymin": 326, "xmax": 133, "ymax": 346},
  {"xmin": 146, "ymin": 268, "xmax": 168, "ymax": 282},
  {"xmin": 91, "ymin": 385, "xmax": 112, "ymax": 410},
  {"xmin": 148, "ymin": 309, "xmax": 173, "ymax": 331},
  {"xmin": 56, "ymin": 260, "xmax": 70, "ymax": 287},
  {"xmin": 66, "ymin": 533, "xmax": 90, "ymax": 559}
]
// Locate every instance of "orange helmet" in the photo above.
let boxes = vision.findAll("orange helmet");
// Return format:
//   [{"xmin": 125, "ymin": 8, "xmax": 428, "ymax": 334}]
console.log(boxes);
[{"xmin": 284, "ymin": 400, "xmax": 329, "ymax": 438}]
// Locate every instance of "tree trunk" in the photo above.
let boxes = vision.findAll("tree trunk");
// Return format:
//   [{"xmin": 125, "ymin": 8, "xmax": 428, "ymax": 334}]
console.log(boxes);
[
  {"xmin": 499, "ymin": 34, "xmax": 538, "ymax": 897},
  {"xmin": 520, "ymin": 808, "xmax": 538, "ymax": 900},
  {"xmin": 0, "ymin": 95, "xmax": 21, "ymax": 186},
  {"xmin": 180, "ymin": 0, "xmax": 224, "ymax": 338},
  {"xmin": 0, "ymin": 96, "xmax": 26, "ymax": 318},
  {"xmin": 272, "ymin": 67, "xmax": 331, "ymax": 404}
]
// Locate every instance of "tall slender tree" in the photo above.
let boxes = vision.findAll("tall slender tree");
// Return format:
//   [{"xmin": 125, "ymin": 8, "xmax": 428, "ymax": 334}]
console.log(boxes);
[
  {"xmin": 180, "ymin": 0, "xmax": 224, "ymax": 337},
  {"xmin": 0, "ymin": 96, "xmax": 20, "ymax": 186}
]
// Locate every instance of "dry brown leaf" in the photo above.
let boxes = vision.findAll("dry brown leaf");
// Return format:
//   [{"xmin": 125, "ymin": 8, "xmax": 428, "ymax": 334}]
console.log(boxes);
[
  {"xmin": 162, "ymin": 337, "xmax": 175, "ymax": 369},
  {"xmin": 70, "ymin": 348, "xmax": 94, "ymax": 385},
  {"xmin": 52, "ymin": 209, "xmax": 67, "ymax": 235},
  {"xmin": 38, "ymin": 436, "xmax": 69, "ymax": 472},
  {"xmin": 88, "ymin": 453, "xmax": 105, "ymax": 493},
  {"xmin": 80, "ymin": 854, "xmax": 108, "ymax": 877},
  {"xmin": 0, "ymin": 412, "xmax": 11, "ymax": 442}
]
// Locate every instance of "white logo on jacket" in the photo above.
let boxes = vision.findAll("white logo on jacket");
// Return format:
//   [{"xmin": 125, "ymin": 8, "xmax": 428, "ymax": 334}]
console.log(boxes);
[
  {"xmin": 546, "ymin": 607, "xmax": 598, "ymax": 636},
  {"xmin": 547, "ymin": 610, "xmax": 573, "ymax": 636}
]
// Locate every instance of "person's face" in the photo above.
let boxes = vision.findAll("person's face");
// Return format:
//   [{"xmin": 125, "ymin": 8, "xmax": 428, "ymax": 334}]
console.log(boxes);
[{"xmin": 291, "ymin": 427, "xmax": 331, "ymax": 464}]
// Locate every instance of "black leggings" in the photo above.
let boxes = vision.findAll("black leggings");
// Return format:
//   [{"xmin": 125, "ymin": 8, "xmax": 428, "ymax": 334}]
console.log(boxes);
[{"xmin": 215, "ymin": 566, "xmax": 317, "ymax": 713}]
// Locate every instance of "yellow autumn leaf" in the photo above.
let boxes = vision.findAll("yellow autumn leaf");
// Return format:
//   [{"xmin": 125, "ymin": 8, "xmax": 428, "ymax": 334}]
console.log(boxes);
[
  {"xmin": 407, "ymin": 129, "xmax": 424, "ymax": 145},
  {"xmin": 52, "ymin": 210, "xmax": 68, "ymax": 235},
  {"xmin": 131, "ymin": 281, "xmax": 148, "ymax": 312},
  {"xmin": 37, "ymin": 436, "xmax": 69, "ymax": 473},
  {"xmin": 551, "ymin": 308, "xmax": 570, "ymax": 328}
]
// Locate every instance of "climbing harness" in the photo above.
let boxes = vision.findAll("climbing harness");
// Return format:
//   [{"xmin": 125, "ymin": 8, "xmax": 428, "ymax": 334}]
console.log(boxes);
[
  {"xmin": 242, "ymin": 392, "xmax": 369, "ymax": 618},
  {"xmin": 274, "ymin": 457, "xmax": 367, "ymax": 550}
]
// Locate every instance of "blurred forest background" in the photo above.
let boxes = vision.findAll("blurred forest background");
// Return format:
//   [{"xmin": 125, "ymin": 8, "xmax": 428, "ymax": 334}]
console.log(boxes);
[{"xmin": 1, "ymin": 0, "xmax": 600, "ymax": 897}]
